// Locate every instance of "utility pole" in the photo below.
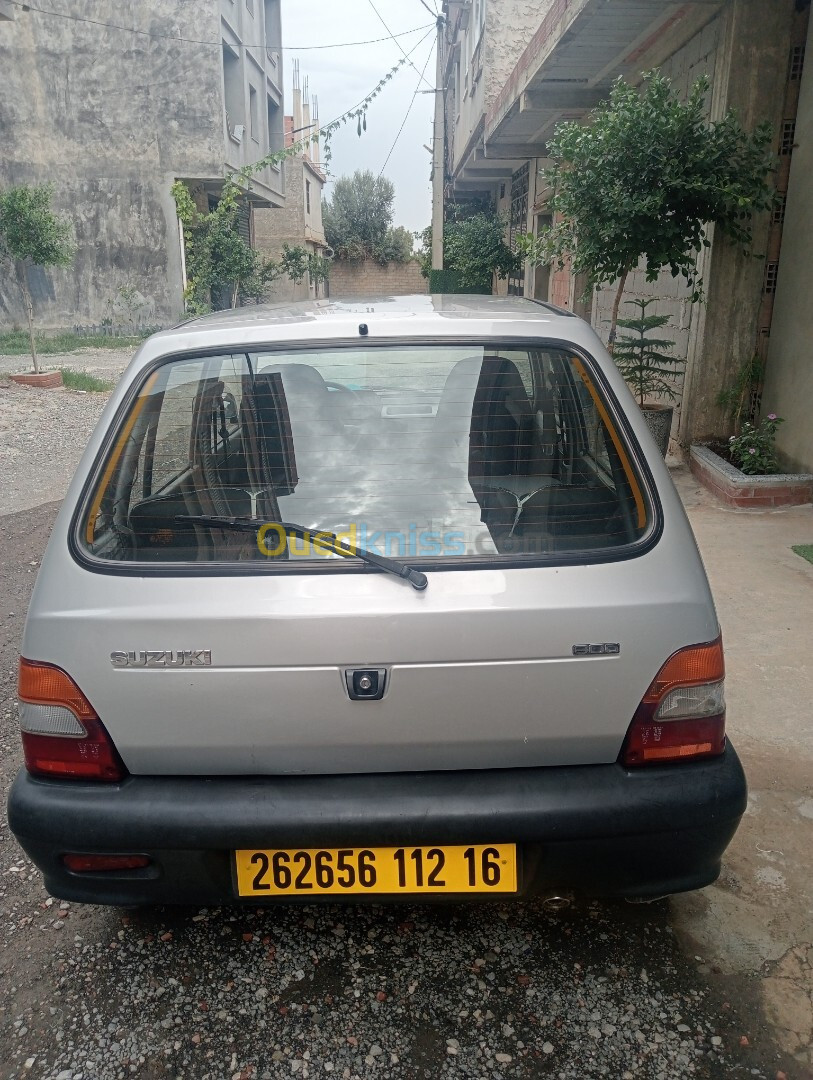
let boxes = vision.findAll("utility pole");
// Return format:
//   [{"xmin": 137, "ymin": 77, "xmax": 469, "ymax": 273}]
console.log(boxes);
[{"xmin": 431, "ymin": 13, "xmax": 445, "ymax": 275}]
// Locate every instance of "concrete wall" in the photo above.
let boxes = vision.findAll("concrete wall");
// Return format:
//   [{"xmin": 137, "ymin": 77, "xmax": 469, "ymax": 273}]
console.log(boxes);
[
  {"xmin": 0, "ymin": 0, "xmax": 226, "ymax": 329},
  {"xmin": 587, "ymin": 0, "xmax": 797, "ymax": 445},
  {"xmin": 0, "ymin": 0, "xmax": 285, "ymax": 330},
  {"xmin": 447, "ymin": 0, "xmax": 555, "ymax": 173},
  {"xmin": 220, "ymin": 0, "xmax": 285, "ymax": 204},
  {"xmin": 483, "ymin": 1, "xmax": 558, "ymax": 115},
  {"xmin": 762, "ymin": 14, "xmax": 813, "ymax": 474},
  {"xmin": 328, "ymin": 260, "xmax": 429, "ymax": 299},
  {"xmin": 679, "ymin": 0, "xmax": 796, "ymax": 444}
]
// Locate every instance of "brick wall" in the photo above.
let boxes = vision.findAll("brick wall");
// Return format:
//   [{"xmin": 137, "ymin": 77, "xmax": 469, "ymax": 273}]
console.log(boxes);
[{"xmin": 328, "ymin": 260, "xmax": 429, "ymax": 298}]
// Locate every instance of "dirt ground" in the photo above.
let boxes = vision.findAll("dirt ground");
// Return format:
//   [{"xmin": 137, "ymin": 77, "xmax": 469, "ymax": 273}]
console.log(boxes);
[{"xmin": 0, "ymin": 459, "xmax": 811, "ymax": 1078}]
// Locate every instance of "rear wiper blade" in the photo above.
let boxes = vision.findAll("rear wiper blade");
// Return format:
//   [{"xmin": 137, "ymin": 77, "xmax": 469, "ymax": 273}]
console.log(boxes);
[{"xmin": 176, "ymin": 515, "xmax": 428, "ymax": 591}]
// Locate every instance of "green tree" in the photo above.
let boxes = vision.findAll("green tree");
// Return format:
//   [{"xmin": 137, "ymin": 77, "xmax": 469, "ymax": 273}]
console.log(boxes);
[
  {"xmin": 323, "ymin": 170, "xmax": 410, "ymax": 264},
  {"xmin": 173, "ymin": 181, "xmax": 276, "ymax": 312},
  {"xmin": 419, "ymin": 207, "xmax": 519, "ymax": 290},
  {"xmin": 612, "ymin": 298, "xmax": 683, "ymax": 408},
  {"xmin": 533, "ymin": 72, "xmax": 776, "ymax": 346},
  {"xmin": 378, "ymin": 224, "xmax": 414, "ymax": 264},
  {"xmin": 173, "ymin": 184, "xmax": 323, "ymax": 312},
  {"xmin": 0, "ymin": 184, "xmax": 75, "ymax": 372}
]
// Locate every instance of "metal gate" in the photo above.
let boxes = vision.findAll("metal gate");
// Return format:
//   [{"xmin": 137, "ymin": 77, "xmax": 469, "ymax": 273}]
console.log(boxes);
[{"xmin": 507, "ymin": 162, "xmax": 529, "ymax": 297}]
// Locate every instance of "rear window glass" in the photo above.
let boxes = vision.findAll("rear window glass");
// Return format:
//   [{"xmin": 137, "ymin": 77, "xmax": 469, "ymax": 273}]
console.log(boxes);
[{"xmin": 79, "ymin": 344, "xmax": 650, "ymax": 567}]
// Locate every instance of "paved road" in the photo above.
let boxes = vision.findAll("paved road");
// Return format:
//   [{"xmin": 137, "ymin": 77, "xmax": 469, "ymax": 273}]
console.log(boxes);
[{"xmin": 0, "ymin": 475, "xmax": 811, "ymax": 1078}]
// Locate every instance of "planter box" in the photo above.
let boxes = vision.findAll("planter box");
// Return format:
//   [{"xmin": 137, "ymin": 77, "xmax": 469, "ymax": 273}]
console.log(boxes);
[
  {"xmin": 8, "ymin": 371, "xmax": 63, "ymax": 389},
  {"xmin": 689, "ymin": 444, "xmax": 813, "ymax": 509}
]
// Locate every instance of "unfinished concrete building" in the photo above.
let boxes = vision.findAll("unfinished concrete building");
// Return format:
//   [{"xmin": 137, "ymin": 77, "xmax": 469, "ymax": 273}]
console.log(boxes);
[
  {"xmin": 0, "ymin": 0, "xmax": 284, "ymax": 329},
  {"xmin": 254, "ymin": 64, "xmax": 328, "ymax": 302},
  {"xmin": 441, "ymin": 0, "xmax": 811, "ymax": 462}
]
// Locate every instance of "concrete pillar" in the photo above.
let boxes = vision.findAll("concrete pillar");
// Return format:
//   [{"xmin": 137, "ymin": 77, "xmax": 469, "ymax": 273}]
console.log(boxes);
[
  {"xmin": 678, "ymin": 0, "xmax": 797, "ymax": 445},
  {"xmin": 761, "ymin": 12, "xmax": 813, "ymax": 473}
]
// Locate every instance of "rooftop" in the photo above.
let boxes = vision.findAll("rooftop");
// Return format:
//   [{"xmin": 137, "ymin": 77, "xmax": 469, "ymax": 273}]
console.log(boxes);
[{"xmin": 132, "ymin": 294, "xmax": 588, "ymax": 365}]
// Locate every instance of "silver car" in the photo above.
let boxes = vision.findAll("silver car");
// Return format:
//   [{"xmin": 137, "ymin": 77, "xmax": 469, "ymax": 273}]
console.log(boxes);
[{"xmin": 9, "ymin": 295, "xmax": 745, "ymax": 904}]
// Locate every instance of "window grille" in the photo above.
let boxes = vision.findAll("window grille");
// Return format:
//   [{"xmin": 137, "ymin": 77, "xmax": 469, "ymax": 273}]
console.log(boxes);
[
  {"xmin": 507, "ymin": 163, "xmax": 529, "ymax": 297},
  {"xmin": 790, "ymin": 44, "xmax": 806, "ymax": 81},
  {"xmin": 780, "ymin": 120, "xmax": 796, "ymax": 156}
]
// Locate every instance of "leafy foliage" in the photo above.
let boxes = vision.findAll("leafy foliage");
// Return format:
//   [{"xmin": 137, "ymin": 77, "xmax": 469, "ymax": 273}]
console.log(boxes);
[
  {"xmin": 0, "ymin": 184, "xmax": 75, "ymax": 269},
  {"xmin": 715, "ymin": 352, "xmax": 763, "ymax": 435},
  {"xmin": 728, "ymin": 414, "xmax": 784, "ymax": 474},
  {"xmin": 278, "ymin": 244, "xmax": 331, "ymax": 287},
  {"xmin": 0, "ymin": 184, "xmax": 75, "ymax": 372},
  {"xmin": 612, "ymin": 298, "xmax": 684, "ymax": 408},
  {"xmin": 537, "ymin": 72, "xmax": 776, "ymax": 336},
  {"xmin": 322, "ymin": 171, "xmax": 411, "ymax": 264},
  {"xmin": 378, "ymin": 225, "xmax": 415, "ymax": 264},
  {"xmin": 419, "ymin": 208, "xmax": 519, "ymax": 290},
  {"xmin": 172, "ymin": 183, "xmax": 324, "ymax": 313}
]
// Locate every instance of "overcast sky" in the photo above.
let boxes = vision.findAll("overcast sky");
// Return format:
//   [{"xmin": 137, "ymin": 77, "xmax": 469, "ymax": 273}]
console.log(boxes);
[{"xmin": 282, "ymin": 0, "xmax": 437, "ymax": 234}]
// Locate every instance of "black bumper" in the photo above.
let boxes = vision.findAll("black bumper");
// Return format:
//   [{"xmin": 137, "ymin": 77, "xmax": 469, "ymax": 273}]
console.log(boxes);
[{"xmin": 8, "ymin": 746, "xmax": 747, "ymax": 905}]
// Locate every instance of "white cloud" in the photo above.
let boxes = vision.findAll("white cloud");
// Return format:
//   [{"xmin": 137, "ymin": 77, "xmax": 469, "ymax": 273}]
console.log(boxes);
[{"xmin": 282, "ymin": 0, "xmax": 436, "ymax": 233}]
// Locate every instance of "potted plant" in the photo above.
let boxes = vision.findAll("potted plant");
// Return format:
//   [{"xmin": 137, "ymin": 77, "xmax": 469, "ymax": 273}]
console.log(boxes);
[{"xmin": 612, "ymin": 298, "xmax": 684, "ymax": 456}]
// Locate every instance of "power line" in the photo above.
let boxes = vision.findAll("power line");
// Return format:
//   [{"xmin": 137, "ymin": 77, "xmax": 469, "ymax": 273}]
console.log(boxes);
[
  {"xmin": 379, "ymin": 38, "xmax": 436, "ymax": 176},
  {"xmin": 287, "ymin": 26, "xmax": 435, "ymax": 153},
  {"xmin": 8, "ymin": 2, "xmax": 432, "ymax": 51},
  {"xmin": 416, "ymin": 0, "xmax": 439, "ymax": 17},
  {"xmin": 366, "ymin": 0, "xmax": 435, "ymax": 91}
]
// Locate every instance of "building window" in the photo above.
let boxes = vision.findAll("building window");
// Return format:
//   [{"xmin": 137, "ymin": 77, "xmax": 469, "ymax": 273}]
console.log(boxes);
[
  {"xmin": 533, "ymin": 214, "xmax": 552, "ymax": 301},
  {"xmin": 222, "ymin": 43, "xmax": 244, "ymax": 139},
  {"xmin": 305, "ymin": 179, "xmax": 311, "ymax": 214},
  {"xmin": 780, "ymin": 119, "xmax": 796, "ymax": 155},
  {"xmin": 454, "ymin": 60, "xmax": 461, "ymax": 109},
  {"xmin": 267, "ymin": 95, "xmax": 282, "ymax": 154},
  {"xmin": 790, "ymin": 44, "xmax": 806, "ymax": 81},
  {"xmin": 763, "ymin": 261, "xmax": 779, "ymax": 295},
  {"xmin": 467, "ymin": 0, "xmax": 485, "ymax": 71},
  {"xmin": 249, "ymin": 84, "xmax": 259, "ymax": 143},
  {"xmin": 772, "ymin": 194, "xmax": 786, "ymax": 226}
]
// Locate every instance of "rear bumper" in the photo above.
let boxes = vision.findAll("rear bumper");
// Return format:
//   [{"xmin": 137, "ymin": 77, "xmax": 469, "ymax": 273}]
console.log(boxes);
[{"xmin": 8, "ymin": 746, "xmax": 747, "ymax": 905}]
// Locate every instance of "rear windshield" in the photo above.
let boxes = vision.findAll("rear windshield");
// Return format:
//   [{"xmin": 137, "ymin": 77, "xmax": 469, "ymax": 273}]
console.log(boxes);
[{"xmin": 79, "ymin": 344, "xmax": 651, "ymax": 568}]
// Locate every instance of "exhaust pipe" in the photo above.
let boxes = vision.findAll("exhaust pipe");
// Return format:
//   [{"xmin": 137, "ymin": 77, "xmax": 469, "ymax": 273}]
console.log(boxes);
[{"xmin": 542, "ymin": 895, "xmax": 571, "ymax": 912}]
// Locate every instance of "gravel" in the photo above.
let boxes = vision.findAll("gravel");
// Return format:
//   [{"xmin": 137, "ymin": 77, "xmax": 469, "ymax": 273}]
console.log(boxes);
[
  {"xmin": 0, "ymin": 347, "xmax": 135, "ymax": 381},
  {"xmin": 0, "ymin": 887, "xmax": 774, "ymax": 1080},
  {"xmin": 0, "ymin": 380, "xmax": 114, "ymax": 515}
]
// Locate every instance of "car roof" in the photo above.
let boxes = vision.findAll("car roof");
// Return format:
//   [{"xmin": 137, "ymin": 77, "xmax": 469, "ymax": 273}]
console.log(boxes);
[{"xmin": 132, "ymin": 294, "xmax": 598, "ymax": 369}]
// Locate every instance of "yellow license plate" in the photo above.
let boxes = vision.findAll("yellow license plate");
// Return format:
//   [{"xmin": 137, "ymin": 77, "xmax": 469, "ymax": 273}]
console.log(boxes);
[{"xmin": 234, "ymin": 844, "xmax": 517, "ymax": 896}]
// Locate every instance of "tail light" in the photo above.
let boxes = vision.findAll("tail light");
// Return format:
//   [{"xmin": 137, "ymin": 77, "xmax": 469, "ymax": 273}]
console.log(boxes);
[
  {"xmin": 621, "ymin": 637, "xmax": 726, "ymax": 767},
  {"xmin": 18, "ymin": 659, "xmax": 126, "ymax": 781},
  {"xmin": 62, "ymin": 853, "xmax": 150, "ymax": 873}
]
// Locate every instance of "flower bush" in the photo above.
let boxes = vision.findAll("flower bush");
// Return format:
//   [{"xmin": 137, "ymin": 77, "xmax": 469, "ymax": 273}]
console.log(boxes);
[{"xmin": 728, "ymin": 414, "xmax": 784, "ymax": 475}]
